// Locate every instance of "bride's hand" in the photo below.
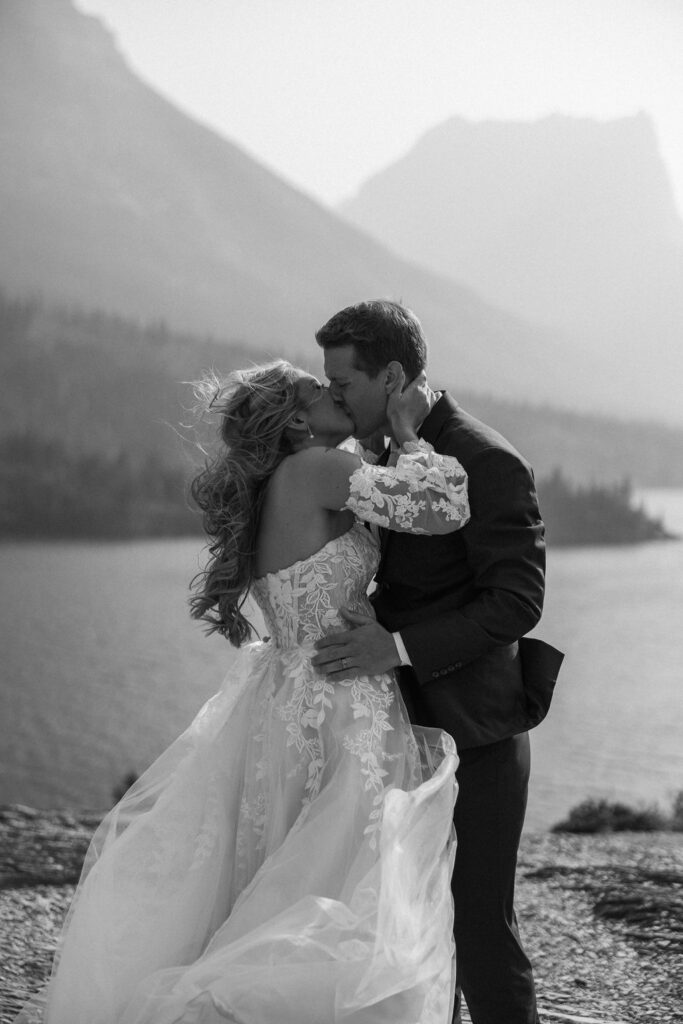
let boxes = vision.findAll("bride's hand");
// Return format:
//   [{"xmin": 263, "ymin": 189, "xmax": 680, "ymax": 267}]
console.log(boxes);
[{"xmin": 386, "ymin": 368, "xmax": 430, "ymax": 445}]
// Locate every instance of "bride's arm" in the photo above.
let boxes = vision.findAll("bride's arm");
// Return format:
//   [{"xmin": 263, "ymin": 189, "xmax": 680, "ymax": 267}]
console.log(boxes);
[{"xmin": 287, "ymin": 441, "xmax": 470, "ymax": 535}]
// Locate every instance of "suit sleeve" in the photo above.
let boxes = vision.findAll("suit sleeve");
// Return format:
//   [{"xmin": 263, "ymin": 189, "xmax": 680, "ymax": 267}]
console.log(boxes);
[{"xmin": 400, "ymin": 445, "xmax": 546, "ymax": 685}]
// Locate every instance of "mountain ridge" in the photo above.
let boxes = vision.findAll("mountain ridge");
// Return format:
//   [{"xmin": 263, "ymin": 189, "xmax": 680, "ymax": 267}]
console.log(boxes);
[
  {"xmin": 0, "ymin": 0, "xmax": 584, "ymax": 413},
  {"xmin": 340, "ymin": 112, "xmax": 683, "ymax": 423},
  {"xmin": 1, "ymin": 0, "xmax": 667, "ymax": 423}
]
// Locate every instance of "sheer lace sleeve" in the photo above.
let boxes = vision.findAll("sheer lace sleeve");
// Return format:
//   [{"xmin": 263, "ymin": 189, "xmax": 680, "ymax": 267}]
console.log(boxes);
[{"xmin": 343, "ymin": 439, "xmax": 470, "ymax": 535}]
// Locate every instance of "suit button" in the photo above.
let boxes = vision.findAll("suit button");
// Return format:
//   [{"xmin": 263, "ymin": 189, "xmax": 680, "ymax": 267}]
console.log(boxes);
[
  {"xmin": 455, "ymin": 662, "xmax": 462, "ymax": 669},
  {"xmin": 446, "ymin": 664, "xmax": 455, "ymax": 672},
  {"xmin": 432, "ymin": 671, "xmax": 439, "ymax": 679}
]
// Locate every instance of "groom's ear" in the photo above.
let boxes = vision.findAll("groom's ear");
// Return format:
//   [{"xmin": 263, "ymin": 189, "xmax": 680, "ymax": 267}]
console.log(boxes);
[{"xmin": 383, "ymin": 361, "xmax": 404, "ymax": 393}]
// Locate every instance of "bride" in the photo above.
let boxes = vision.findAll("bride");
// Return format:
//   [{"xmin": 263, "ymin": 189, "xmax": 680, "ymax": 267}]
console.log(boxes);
[{"xmin": 17, "ymin": 359, "xmax": 470, "ymax": 1024}]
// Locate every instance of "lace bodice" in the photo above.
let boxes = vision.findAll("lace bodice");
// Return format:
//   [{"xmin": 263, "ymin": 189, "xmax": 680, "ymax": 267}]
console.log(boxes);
[
  {"xmin": 251, "ymin": 440, "xmax": 470, "ymax": 650},
  {"xmin": 252, "ymin": 522, "xmax": 378, "ymax": 649}
]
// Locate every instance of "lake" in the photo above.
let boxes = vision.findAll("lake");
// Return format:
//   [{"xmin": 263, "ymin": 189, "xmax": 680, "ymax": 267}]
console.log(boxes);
[{"xmin": 1, "ymin": 489, "xmax": 682, "ymax": 831}]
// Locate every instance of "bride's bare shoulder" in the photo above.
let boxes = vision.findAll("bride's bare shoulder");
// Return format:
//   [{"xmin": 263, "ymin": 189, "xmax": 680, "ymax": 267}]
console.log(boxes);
[
  {"xmin": 271, "ymin": 447, "xmax": 362, "ymax": 506},
  {"xmin": 279, "ymin": 446, "xmax": 359, "ymax": 476}
]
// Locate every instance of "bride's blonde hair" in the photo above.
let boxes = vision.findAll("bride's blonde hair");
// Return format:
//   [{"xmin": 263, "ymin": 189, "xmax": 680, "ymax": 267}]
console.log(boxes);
[{"xmin": 189, "ymin": 360, "xmax": 308, "ymax": 645}]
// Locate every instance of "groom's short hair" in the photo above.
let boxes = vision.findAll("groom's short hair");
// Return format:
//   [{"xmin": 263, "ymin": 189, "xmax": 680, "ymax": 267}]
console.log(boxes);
[{"xmin": 315, "ymin": 300, "xmax": 427, "ymax": 381}]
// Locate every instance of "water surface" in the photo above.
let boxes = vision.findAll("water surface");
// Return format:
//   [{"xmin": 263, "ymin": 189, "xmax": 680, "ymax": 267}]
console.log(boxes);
[{"xmin": 1, "ymin": 490, "xmax": 681, "ymax": 830}]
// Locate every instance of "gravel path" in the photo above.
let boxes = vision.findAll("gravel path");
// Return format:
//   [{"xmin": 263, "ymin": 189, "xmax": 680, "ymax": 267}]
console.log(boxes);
[
  {"xmin": 515, "ymin": 832, "xmax": 682, "ymax": 1024},
  {"xmin": 1, "ymin": 807, "xmax": 681, "ymax": 1023}
]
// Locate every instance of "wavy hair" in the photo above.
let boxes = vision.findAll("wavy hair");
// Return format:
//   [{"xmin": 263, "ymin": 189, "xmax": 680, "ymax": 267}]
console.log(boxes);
[
  {"xmin": 189, "ymin": 360, "xmax": 307, "ymax": 646},
  {"xmin": 315, "ymin": 299, "xmax": 427, "ymax": 381}
]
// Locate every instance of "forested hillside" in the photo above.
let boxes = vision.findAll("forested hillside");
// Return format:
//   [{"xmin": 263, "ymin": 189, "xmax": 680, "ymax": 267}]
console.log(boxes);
[{"xmin": 0, "ymin": 292, "xmax": 678, "ymax": 543}]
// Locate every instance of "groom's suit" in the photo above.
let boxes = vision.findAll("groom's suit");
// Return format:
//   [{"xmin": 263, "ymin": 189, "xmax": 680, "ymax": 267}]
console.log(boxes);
[{"xmin": 371, "ymin": 393, "xmax": 563, "ymax": 1024}]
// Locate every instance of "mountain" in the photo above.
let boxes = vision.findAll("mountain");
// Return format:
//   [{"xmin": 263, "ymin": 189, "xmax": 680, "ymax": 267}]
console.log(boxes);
[
  {"xmin": 340, "ymin": 115, "xmax": 683, "ymax": 424},
  {"xmin": 0, "ymin": 0, "xmax": 576, "ymax": 409}
]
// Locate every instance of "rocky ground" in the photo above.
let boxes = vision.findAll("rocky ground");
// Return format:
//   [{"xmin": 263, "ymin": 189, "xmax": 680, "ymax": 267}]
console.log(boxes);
[{"xmin": 1, "ymin": 805, "xmax": 681, "ymax": 1023}]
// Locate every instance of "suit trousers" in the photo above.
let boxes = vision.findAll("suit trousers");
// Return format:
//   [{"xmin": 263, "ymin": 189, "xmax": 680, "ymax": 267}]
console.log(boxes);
[{"xmin": 451, "ymin": 732, "xmax": 539, "ymax": 1024}]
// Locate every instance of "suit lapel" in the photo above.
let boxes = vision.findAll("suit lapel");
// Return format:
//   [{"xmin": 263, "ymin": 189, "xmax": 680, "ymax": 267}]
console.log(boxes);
[{"xmin": 419, "ymin": 391, "xmax": 459, "ymax": 446}]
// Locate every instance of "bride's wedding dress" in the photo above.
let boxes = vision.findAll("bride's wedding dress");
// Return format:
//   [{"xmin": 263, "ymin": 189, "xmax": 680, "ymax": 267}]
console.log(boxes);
[{"xmin": 18, "ymin": 445, "xmax": 468, "ymax": 1024}]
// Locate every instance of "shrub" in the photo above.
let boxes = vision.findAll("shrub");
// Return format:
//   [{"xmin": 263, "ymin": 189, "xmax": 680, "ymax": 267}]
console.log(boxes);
[
  {"xmin": 671, "ymin": 791, "xmax": 683, "ymax": 832},
  {"xmin": 552, "ymin": 797, "xmax": 668, "ymax": 833}
]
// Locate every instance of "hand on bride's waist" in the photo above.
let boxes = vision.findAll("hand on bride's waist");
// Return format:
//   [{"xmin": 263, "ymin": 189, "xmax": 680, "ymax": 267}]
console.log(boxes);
[{"xmin": 311, "ymin": 607, "xmax": 403, "ymax": 680}]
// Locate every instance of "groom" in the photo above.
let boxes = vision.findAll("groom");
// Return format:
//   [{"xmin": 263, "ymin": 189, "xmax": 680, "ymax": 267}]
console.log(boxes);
[{"xmin": 312, "ymin": 299, "xmax": 563, "ymax": 1024}]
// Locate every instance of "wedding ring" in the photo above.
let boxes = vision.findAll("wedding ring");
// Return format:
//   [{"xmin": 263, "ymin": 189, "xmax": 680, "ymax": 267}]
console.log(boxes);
[{"xmin": 341, "ymin": 657, "xmax": 350, "ymax": 671}]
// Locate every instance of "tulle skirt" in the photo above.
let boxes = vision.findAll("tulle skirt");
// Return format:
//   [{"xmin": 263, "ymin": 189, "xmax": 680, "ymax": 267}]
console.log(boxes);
[{"xmin": 17, "ymin": 640, "xmax": 458, "ymax": 1024}]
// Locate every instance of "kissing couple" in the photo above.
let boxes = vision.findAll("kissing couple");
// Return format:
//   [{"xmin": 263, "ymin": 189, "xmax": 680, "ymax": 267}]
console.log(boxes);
[{"xmin": 17, "ymin": 299, "xmax": 563, "ymax": 1024}]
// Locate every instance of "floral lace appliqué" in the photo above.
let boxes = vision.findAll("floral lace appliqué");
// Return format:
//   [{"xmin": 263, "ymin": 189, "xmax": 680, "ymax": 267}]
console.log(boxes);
[{"xmin": 344, "ymin": 440, "xmax": 469, "ymax": 534}]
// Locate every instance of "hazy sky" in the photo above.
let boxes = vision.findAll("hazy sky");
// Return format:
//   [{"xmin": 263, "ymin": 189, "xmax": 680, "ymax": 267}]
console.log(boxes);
[{"xmin": 76, "ymin": 0, "xmax": 683, "ymax": 213}]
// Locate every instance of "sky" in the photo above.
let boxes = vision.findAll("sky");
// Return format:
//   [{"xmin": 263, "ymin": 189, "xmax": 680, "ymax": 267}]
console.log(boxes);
[{"xmin": 76, "ymin": 0, "xmax": 683, "ymax": 214}]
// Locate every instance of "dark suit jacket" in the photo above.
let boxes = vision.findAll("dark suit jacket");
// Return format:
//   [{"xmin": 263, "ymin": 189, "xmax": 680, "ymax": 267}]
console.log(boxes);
[{"xmin": 372, "ymin": 393, "xmax": 563, "ymax": 749}]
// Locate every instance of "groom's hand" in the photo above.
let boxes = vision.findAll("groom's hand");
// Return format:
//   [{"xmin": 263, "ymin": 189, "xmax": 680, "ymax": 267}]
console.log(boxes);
[{"xmin": 312, "ymin": 608, "xmax": 401, "ymax": 678}]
